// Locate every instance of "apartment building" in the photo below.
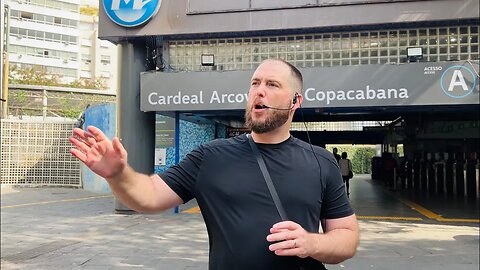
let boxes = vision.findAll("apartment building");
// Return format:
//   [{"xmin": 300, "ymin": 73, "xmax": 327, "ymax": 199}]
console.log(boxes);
[
  {"xmin": 79, "ymin": 12, "xmax": 118, "ymax": 91},
  {"xmin": 5, "ymin": 0, "xmax": 117, "ymax": 90},
  {"xmin": 7, "ymin": 0, "xmax": 80, "ymax": 83}
]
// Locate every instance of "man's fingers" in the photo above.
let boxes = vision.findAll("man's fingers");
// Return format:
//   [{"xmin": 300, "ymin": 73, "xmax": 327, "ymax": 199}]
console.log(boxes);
[
  {"xmin": 69, "ymin": 136, "xmax": 91, "ymax": 154},
  {"xmin": 73, "ymin": 127, "xmax": 93, "ymax": 139},
  {"xmin": 70, "ymin": 148, "xmax": 87, "ymax": 163},
  {"xmin": 112, "ymin": 137, "xmax": 127, "ymax": 158},
  {"xmin": 272, "ymin": 221, "xmax": 301, "ymax": 231},
  {"xmin": 268, "ymin": 239, "xmax": 299, "ymax": 256},
  {"xmin": 87, "ymin": 126, "xmax": 108, "ymax": 142},
  {"xmin": 93, "ymin": 140, "xmax": 107, "ymax": 155},
  {"xmin": 266, "ymin": 228, "xmax": 296, "ymax": 243}
]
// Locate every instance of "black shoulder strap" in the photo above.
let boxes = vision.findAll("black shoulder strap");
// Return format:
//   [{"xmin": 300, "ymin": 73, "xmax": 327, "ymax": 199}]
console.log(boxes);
[{"xmin": 247, "ymin": 134, "xmax": 288, "ymax": 221}]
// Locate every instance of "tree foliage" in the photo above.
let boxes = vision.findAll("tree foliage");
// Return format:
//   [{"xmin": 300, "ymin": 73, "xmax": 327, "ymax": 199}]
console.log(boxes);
[
  {"xmin": 9, "ymin": 66, "xmax": 108, "ymax": 90},
  {"xmin": 326, "ymin": 145, "xmax": 377, "ymax": 174},
  {"xmin": 9, "ymin": 66, "xmax": 63, "ymax": 86},
  {"xmin": 80, "ymin": 6, "xmax": 99, "ymax": 16},
  {"xmin": 69, "ymin": 77, "xmax": 108, "ymax": 90},
  {"xmin": 352, "ymin": 147, "xmax": 376, "ymax": 174}
]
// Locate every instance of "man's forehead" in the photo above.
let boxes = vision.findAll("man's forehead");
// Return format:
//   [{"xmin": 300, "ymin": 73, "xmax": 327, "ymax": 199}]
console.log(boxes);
[{"xmin": 251, "ymin": 60, "xmax": 290, "ymax": 81}]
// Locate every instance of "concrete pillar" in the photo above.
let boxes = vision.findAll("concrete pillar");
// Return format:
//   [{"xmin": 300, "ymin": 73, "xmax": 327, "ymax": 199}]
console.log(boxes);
[{"xmin": 115, "ymin": 41, "xmax": 155, "ymax": 213}]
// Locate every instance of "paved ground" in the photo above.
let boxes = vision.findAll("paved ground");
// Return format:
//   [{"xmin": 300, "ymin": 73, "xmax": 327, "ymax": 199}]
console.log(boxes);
[{"xmin": 1, "ymin": 177, "xmax": 479, "ymax": 270}]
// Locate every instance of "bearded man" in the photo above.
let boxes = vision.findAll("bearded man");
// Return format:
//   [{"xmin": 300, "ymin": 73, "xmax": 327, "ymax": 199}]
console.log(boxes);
[{"xmin": 69, "ymin": 59, "xmax": 359, "ymax": 270}]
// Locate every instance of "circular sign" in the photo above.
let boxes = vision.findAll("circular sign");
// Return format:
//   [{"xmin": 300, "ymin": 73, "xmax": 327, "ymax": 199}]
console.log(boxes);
[{"xmin": 103, "ymin": 0, "xmax": 161, "ymax": 27}]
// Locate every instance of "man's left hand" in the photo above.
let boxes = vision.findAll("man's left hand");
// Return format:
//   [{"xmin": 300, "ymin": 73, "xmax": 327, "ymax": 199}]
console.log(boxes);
[{"xmin": 266, "ymin": 221, "xmax": 313, "ymax": 258}]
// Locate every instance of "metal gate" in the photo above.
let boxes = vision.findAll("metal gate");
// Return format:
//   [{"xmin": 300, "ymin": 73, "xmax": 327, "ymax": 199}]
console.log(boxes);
[{"xmin": 0, "ymin": 118, "xmax": 81, "ymax": 186}]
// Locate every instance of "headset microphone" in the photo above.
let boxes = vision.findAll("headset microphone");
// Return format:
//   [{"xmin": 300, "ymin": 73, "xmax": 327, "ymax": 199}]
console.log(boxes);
[
  {"xmin": 260, "ymin": 93, "xmax": 298, "ymax": 110},
  {"xmin": 259, "ymin": 104, "xmax": 291, "ymax": 110}
]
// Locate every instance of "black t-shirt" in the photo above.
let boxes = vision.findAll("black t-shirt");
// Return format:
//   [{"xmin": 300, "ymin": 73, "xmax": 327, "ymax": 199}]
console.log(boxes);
[{"xmin": 160, "ymin": 134, "xmax": 354, "ymax": 270}]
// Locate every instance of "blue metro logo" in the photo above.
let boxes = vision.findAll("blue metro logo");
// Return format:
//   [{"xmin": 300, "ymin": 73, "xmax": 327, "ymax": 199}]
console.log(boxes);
[{"xmin": 103, "ymin": 0, "xmax": 161, "ymax": 27}]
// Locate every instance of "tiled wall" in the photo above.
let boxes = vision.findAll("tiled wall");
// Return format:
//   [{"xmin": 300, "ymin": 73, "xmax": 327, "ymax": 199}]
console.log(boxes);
[{"xmin": 155, "ymin": 118, "xmax": 227, "ymax": 174}]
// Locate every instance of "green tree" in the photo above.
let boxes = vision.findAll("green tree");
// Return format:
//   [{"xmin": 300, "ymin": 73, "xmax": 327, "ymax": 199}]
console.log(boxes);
[
  {"xmin": 9, "ymin": 66, "xmax": 62, "ymax": 86},
  {"xmin": 352, "ymin": 147, "xmax": 376, "ymax": 174},
  {"xmin": 9, "ymin": 66, "xmax": 108, "ymax": 90}
]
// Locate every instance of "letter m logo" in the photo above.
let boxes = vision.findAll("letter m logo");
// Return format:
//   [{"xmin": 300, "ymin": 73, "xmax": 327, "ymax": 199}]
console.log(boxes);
[{"xmin": 111, "ymin": 0, "xmax": 152, "ymax": 10}]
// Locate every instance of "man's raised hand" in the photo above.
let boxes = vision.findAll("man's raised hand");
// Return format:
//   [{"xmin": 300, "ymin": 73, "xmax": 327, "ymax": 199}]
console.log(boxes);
[{"xmin": 69, "ymin": 126, "xmax": 128, "ymax": 180}]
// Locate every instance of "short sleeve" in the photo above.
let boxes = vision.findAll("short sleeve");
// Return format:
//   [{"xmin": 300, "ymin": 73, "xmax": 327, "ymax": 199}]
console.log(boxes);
[
  {"xmin": 159, "ymin": 146, "xmax": 204, "ymax": 203},
  {"xmin": 320, "ymin": 161, "xmax": 354, "ymax": 219}
]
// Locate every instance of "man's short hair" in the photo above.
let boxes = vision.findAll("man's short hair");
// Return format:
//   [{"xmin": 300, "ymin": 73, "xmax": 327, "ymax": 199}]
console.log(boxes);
[{"xmin": 266, "ymin": 59, "xmax": 303, "ymax": 94}]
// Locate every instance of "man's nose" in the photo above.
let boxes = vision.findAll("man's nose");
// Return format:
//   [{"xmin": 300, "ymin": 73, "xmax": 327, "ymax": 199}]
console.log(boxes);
[{"xmin": 252, "ymin": 83, "xmax": 266, "ymax": 98}]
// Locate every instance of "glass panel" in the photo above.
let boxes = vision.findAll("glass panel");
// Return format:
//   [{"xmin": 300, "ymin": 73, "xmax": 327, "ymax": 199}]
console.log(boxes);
[
  {"xmin": 35, "ymin": 30, "xmax": 43, "ymax": 39},
  {"xmin": 399, "ymin": 31, "xmax": 408, "ymax": 46},
  {"xmin": 341, "ymin": 39, "xmax": 350, "ymax": 50},
  {"xmin": 409, "ymin": 37, "xmax": 418, "ymax": 46},
  {"xmin": 323, "ymin": 39, "xmax": 331, "ymax": 50},
  {"xmin": 439, "ymin": 36, "xmax": 448, "ymax": 45},
  {"xmin": 305, "ymin": 40, "xmax": 314, "ymax": 51},
  {"xmin": 471, "ymin": 35, "xmax": 478, "ymax": 44},
  {"xmin": 449, "ymin": 45, "xmax": 458, "ymax": 54},
  {"xmin": 360, "ymin": 36, "xmax": 369, "ymax": 48},
  {"xmin": 351, "ymin": 39, "xmax": 359, "ymax": 49},
  {"xmin": 419, "ymin": 37, "xmax": 427, "ymax": 46}
]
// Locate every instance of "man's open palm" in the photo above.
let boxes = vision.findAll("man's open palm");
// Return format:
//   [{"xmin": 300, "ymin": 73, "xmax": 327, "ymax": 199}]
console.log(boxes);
[{"xmin": 69, "ymin": 126, "xmax": 128, "ymax": 179}]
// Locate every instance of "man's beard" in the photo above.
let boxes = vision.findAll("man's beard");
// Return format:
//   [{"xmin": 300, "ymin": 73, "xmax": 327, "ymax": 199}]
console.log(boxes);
[{"xmin": 244, "ymin": 104, "xmax": 290, "ymax": 134}]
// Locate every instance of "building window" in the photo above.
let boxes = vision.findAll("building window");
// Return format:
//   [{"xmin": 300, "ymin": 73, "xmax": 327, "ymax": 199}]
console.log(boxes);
[
  {"xmin": 81, "ymin": 54, "xmax": 91, "ymax": 64},
  {"xmin": 9, "ymin": 27, "xmax": 78, "ymax": 45},
  {"xmin": 167, "ymin": 25, "xmax": 479, "ymax": 71},
  {"xmin": 100, "ymin": 55, "xmax": 111, "ymax": 65},
  {"xmin": 10, "ymin": 9, "xmax": 78, "ymax": 28}
]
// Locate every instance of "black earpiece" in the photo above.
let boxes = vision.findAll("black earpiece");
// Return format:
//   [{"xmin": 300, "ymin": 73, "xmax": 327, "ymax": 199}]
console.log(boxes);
[{"xmin": 292, "ymin": 93, "xmax": 298, "ymax": 105}]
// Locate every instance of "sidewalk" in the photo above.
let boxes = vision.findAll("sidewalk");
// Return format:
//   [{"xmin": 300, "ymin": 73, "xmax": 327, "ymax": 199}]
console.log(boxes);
[{"xmin": 1, "ymin": 184, "xmax": 479, "ymax": 270}]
